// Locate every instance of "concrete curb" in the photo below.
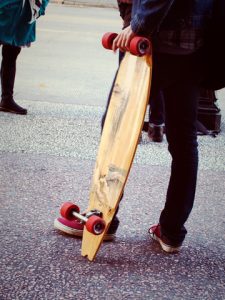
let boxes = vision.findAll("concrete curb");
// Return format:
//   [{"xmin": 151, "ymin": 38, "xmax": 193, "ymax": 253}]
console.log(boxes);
[{"xmin": 50, "ymin": 0, "xmax": 117, "ymax": 8}]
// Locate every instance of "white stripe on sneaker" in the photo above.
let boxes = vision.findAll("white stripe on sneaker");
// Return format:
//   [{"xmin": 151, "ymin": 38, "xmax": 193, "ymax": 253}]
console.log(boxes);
[{"xmin": 54, "ymin": 218, "xmax": 115, "ymax": 241}]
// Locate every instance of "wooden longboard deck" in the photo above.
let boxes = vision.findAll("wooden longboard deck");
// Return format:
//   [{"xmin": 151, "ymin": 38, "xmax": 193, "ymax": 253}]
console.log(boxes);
[{"xmin": 82, "ymin": 51, "xmax": 152, "ymax": 261}]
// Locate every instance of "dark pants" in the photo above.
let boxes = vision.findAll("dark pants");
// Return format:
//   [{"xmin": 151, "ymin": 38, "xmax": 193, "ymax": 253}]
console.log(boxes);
[
  {"xmin": 102, "ymin": 49, "xmax": 202, "ymax": 244},
  {"xmin": 1, "ymin": 44, "xmax": 21, "ymax": 100},
  {"xmin": 149, "ymin": 89, "xmax": 165, "ymax": 125},
  {"xmin": 152, "ymin": 51, "xmax": 203, "ymax": 244}
]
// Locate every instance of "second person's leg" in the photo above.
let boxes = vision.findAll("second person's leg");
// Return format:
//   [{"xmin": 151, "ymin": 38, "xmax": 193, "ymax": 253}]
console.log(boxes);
[{"xmin": 0, "ymin": 44, "xmax": 27, "ymax": 114}]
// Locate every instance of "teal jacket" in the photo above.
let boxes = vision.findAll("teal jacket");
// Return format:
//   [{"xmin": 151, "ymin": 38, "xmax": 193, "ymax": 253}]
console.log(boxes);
[{"xmin": 0, "ymin": 0, "xmax": 49, "ymax": 47}]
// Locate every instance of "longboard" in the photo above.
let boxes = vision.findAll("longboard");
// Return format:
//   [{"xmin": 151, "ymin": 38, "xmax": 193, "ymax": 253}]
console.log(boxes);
[{"xmin": 59, "ymin": 33, "xmax": 152, "ymax": 261}]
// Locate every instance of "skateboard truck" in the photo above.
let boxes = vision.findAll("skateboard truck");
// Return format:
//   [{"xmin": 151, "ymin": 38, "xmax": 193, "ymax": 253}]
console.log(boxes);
[{"xmin": 60, "ymin": 202, "xmax": 106, "ymax": 235}]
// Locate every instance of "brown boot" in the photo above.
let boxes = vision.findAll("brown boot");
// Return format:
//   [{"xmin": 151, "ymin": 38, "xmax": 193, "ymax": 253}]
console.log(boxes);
[
  {"xmin": 148, "ymin": 123, "xmax": 164, "ymax": 142},
  {"xmin": 0, "ymin": 98, "xmax": 27, "ymax": 115}
]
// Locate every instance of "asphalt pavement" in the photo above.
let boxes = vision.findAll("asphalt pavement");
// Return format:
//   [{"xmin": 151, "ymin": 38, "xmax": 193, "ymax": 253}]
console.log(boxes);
[
  {"xmin": 0, "ymin": 3, "xmax": 225, "ymax": 300},
  {"xmin": 50, "ymin": 0, "xmax": 117, "ymax": 8}
]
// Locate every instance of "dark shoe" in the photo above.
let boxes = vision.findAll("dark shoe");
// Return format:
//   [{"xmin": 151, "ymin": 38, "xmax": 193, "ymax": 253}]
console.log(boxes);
[
  {"xmin": 149, "ymin": 224, "xmax": 181, "ymax": 253},
  {"xmin": 54, "ymin": 215, "xmax": 120, "ymax": 241},
  {"xmin": 0, "ymin": 98, "xmax": 27, "ymax": 115},
  {"xmin": 148, "ymin": 123, "xmax": 164, "ymax": 142}
]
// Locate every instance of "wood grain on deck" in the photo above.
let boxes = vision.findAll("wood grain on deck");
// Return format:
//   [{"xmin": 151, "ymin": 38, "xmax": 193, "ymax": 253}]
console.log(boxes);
[{"xmin": 82, "ymin": 51, "xmax": 152, "ymax": 261}]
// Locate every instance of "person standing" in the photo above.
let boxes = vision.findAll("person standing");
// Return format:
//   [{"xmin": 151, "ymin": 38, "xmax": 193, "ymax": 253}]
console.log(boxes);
[
  {"xmin": 0, "ymin": 0, "xmax": 49, "ymax": 115},
  {"xmin": 112, "ymin": 0, "xmax": 214, "ymax": 252}
]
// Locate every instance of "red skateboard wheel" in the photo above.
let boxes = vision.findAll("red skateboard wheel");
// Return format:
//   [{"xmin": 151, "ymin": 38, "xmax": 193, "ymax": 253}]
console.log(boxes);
[
  {"xmin": 86, "ymin": 215, "xmax": 106, "ymax": 235},
  {"xmin": 130, "ymin": 36, "xmax": 151, "ymax": 56},
  {"xmin": 102, "ymin": 32, "xmax": 118, "ymax": 50},
  {"xmin": 60, "ymin": 202, "xmax": 80, "ymax": 221}
]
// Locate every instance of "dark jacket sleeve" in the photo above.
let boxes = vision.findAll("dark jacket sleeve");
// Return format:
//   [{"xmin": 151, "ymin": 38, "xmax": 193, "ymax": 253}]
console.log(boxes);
[
  {"xmin": 118, "ymin": 1, "xmax": 132, "ymax": 28},
  {"xmin": 39, "ymin": 0, "xmax": 49, "ymax": 16},
  {"xmin": 131, "ymin": 0, "xmax": 175, "ymax": 36}
]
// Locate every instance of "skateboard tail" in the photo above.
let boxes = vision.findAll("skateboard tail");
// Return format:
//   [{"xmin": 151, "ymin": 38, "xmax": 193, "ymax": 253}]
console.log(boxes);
[
  {"xmin": 81, "ymin": 225, "xmax": 111, "ymax": 261},
  {"xmin": 81, "ymin": 232, "xmax": 101, "ymax": 261}
]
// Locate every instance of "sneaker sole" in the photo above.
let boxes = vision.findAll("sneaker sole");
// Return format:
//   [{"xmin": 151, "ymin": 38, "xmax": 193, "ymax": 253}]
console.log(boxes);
[
  {"xmin": 0, "ymin": 107, "xmax": 27, "ymax": 115},
  {"xmin": 149, "ymin": 230, "xmax": 180, "ymax": 253},
  {"xmin": 54, "ymin": 219, "xmax": 115, "ymax": 241},
  {"xmin": 54, "ymin": 218, "xmax": 83, "ymax": 237}
]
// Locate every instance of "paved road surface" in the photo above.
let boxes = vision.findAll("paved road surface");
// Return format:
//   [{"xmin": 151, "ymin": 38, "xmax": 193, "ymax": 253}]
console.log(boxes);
[
  {"xmin": 0, "ymin": 4, "xmax": 225, "ymax": 300},
  {"xmin": 15, "ymin": 4, "xmax": 120, "ymax": 106}
]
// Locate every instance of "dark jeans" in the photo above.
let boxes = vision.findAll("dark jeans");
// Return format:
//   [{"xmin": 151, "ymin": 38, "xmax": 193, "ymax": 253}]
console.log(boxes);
[
  {"xmin": 149, "ymin": 89, "xmax": 165, "ymax": 125},
  {"xmin": 152, "ymin": 51, "xmax": 203, "ymax": 244},
  {"xmin": 102, "ymin": 49, "xmax": 202, "ymax": 244}
]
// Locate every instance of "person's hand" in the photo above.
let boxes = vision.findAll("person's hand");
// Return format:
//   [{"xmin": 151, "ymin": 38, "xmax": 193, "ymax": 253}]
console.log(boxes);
[{"xmin": 112, "ymin": 25, "xmax": 135, "ymax": 52}]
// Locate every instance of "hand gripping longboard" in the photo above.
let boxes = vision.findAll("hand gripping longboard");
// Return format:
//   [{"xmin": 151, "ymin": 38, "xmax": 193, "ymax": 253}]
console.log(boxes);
[
  {"xmin": 59, "ymin": 32, "xmax": 152, "ymax": 261},
  {"xmin": 102, "ymin": 32, "xmax": 151, "ymax": 57}
]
